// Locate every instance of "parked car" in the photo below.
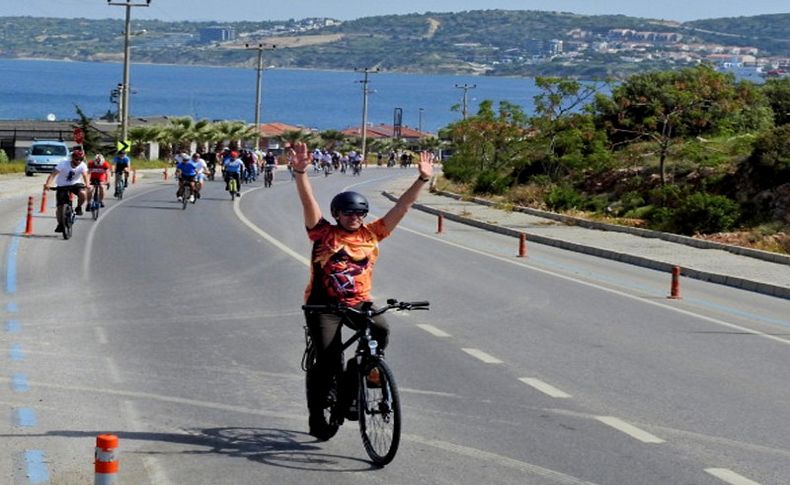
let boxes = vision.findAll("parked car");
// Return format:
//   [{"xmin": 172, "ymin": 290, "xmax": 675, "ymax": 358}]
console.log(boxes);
[{"xmin": 25, "ymin": 140, "xmax": 70, "ymax": 176}]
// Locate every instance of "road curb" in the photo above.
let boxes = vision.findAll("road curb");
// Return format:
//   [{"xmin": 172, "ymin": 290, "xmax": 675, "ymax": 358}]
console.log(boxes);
[{"xmin": 383, "ymin": 191, "xmax": 790, "ymax": 300}]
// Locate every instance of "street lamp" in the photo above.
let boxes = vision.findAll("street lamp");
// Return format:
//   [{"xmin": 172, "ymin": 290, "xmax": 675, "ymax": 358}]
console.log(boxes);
[
  {"xmin": 418, "ymin": 108, "xmax": 424, "ymax": 133},
  {"xmin": 107, "ymin": 0, "xmax": 151, "ymax": 145},
  {"xmin": 354, "ymin": 67, "xmax": 379, "ymax": 165},
  {"xmin": 245, "ymin": 43, "xmax": 276, "ymax": 150}
]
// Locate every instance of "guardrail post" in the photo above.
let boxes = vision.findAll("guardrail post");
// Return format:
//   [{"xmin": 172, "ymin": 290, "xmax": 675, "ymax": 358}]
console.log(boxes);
[
  {"xmin": 163, "ymin": 168, "xmax": 168, "ymax": 181},
  {"xmin": 436, "ymin": 214, "xmax": 444, "ymax": 234},
  {"xmin": 24, "ymin": 196, "xmax": 34, "ymax": 235},
  {"xmin": 518, "ymin": 233, "xmax": 527, "ymax": 258},
  {"xmin": 95, "ymin": 434, "xmax": 119, "ymax": 485},
  {"xmin": 132, "ymin": 170, "xmax": 137, "ymax": 184},
  {"xmin": 668, "ymin": 266, "xmax": 682, "ymax": 299}
]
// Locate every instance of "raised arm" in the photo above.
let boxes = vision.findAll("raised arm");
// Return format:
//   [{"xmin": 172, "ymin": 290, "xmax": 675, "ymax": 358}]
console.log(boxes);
[
  {"xmin": 289, "ymin": 142, "xmax": 322, "ymax": 229},
  {"xmin": 380, "ymin": 151, "xmax": 434, "ymax": 233}
]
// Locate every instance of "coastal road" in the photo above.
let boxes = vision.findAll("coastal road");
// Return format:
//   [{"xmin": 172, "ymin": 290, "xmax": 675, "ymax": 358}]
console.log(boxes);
[{"xmin": 1, "ymin": 168, "xmax": 789, "ymax": 484}]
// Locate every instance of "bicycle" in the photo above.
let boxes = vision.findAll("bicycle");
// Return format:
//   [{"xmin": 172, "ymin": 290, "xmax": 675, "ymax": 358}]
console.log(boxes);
[
  {"xmin": 263, "ymin": 166, "xmax": 274, "ymax": 187},
  {"xmin": 227, "ymin": 176, "xmax": 238, "ymax": 200},
  {"xmin": 114, "ymin": 173, "xmax": 126, "ymax": 200},
  {"xmin": 50, "ymin": 187, "xmax": 78, "ymax": 240},
  {"xmin": 352, "ymin": 163, "xmax": 362, "ymax": 176},
  {"xmin": 88, "ymin": 179, "xmax": 102, "ymax": 220},
  {"xmin": 181, "ymin": 182, "xmax": 194, "ymax": 210},
  {"xmin": 301, "ymin": 298, "xmax": 429, "ymax": 466}
]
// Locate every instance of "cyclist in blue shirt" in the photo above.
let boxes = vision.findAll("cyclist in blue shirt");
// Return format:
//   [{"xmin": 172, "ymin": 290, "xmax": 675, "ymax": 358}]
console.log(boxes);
[
  {"xmin": 223, "ymin": 151, "xmax": 244, "ymax": 198},
  {"xmin": 175, "ymin": 156, "xmax": 198, "ymax": 202},
  {"xmin": 112, "ymin": 150, "xmax": 131, "ymax": 191}
]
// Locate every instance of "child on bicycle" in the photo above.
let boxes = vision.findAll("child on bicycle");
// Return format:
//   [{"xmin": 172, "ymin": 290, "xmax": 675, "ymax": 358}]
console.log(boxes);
[{"xmin": 289, "ymin": 141, "xmax": 433, "ymax": 440}]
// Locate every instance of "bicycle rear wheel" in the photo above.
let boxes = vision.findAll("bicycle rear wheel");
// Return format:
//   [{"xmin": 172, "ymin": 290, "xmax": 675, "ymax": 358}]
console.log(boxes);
[
  {"xmin": 116, "ymin": 178, "xmax": 125, "ymax": 199},
  {"xmin": 62, "ymin": 205, "xmax": 73, "ymax": 240},
  {"xmin": 182, "ymin": 186, "xmax": 190, "ymax": 210},
  {"xmin": 91, "ymin": 193, "xmax": 100, "ymax": 220},
  {"xmin": 358, "ymin": 359, "xmax": 401, "ymax": 466}
]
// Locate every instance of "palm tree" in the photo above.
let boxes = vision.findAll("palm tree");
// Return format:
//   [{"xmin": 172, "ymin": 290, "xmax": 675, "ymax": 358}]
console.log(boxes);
[
  {"xmin": 318, "ymin": 129, "xmax": 346, "ymax": 151},
  {"xmin": 128, "ymin": 126, "xmax": 159, "ymax": 160},
  {"xmin": 215, "ymin": 121, "xmax": 257, "ymax": 151},
  {"xmin": 278, "ymin": 129, "xmax": 316, "ymax": 149}
]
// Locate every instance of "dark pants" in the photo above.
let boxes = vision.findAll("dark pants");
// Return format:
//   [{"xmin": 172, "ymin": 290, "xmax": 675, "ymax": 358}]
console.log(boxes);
[
  {"xmin": 224, "ymin": 172, "xmax": 240, "ymax": 192},
  {"xmin": 304, "ymin": 305, "xmax": 389, "ymax": 415}
]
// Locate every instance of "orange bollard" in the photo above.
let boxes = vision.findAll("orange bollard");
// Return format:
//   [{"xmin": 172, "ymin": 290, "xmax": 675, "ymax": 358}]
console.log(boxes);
[
  {"xmin": 518, "ymin": 233, "xmax": 527, "ymax": 258},
  {"xmin": 132, "ymin": 170, "xmax": 137, "ymax": 184},
  {"xmin": 24, "ymin": 196, "xmax": 34, "ymax": 235},
  {"xmin": 163, "ymin": 168, "xmax": 168, "ymax": 181},
  {"xmin": 95, "ymin": 434, "xmax": 119, "ymax": 485},
  {"xmin": 668, "ymin": 266, "xmax": 682, "ymax": 299},
  {"xmin": 437, "ymin": 214, "xmax": 444, "ymax": 234},
  {"xmin": 39, "ymin": 189, "xmax": 48, "ymax": 213}
]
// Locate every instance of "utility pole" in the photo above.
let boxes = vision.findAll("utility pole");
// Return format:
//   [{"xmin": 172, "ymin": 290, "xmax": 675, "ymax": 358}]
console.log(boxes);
[
  {"xmin": 107, "ymin": 0, "xmax": 150, "ymax": 145},
  {"xmin": 454, "ymin": 83, "xmax": 477, "ymax": 120},
  {"xmin": 244, "ymin": 43, "xmax": 276, "ymax": 150},
  {"xmin": 418, "ymin": 107, "xmax": 424, "ymax": 133},
  {"xmin": 355, "ymin": 67, "xmax": 379, "ymax": 164}
]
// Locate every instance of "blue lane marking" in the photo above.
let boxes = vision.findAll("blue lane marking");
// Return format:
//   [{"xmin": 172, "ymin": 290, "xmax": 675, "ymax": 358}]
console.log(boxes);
[
  {"xmin": 5, "ymin": 302, "xmax": 18, "ymax": 313},
  {"xmin": 10, "ymin": 343, "xmax": 25, "ymax": 361},
  {"xmin": 6, "ymin": 319, "xmax": 21, "ymax": 333},
  {"xmin": 24, "ymin": 450, "xmax": 50, "ymax": 484},
  {"xmin": 14, "ymin": 408, "xmax": 37, "ymax": 427},
  {"xmin": 5, "ymin": 218, "xmax": 25, "ymax": 295},
  {"xmin": 12, "ymin": 373, "xmax": 29, "ymax": 392}
]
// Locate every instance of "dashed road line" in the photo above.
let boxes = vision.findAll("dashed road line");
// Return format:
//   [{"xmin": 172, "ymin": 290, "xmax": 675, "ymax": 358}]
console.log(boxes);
[
  {"xmin": 595, "ymin": 416, "xmax": 665, "ymax": 444},
  {"xmin": 6, "ymin": 302, "xmax": 19, "ymax": 313},
  {"xmin": 5, "ymin": 319, "xmax": 21, "ymax": 333},
  {"xmin": 705, "ymin": 468, "xmax": 762, "ymax": 485},
  {"xmin": 416, "ymin": 323, "xmax": 451, "ymax": 337},
  {"xmin": 519, "ymin": 377, "xmax": 571, "ymax": 398},
  {"xmin": 11, "ymin": 373, "xmax": 30, "ymax": 392},
  {"xmin": 462, "ymin": 348, "xmax": 504, "ymax": 364},
  {"xmin": 10, "ymin": 343, "xmax": 25, "ymax": 361}
]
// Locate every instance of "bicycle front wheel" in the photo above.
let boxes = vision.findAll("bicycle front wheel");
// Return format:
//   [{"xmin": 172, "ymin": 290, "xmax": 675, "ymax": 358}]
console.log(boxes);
[
  {"xmin": 182, "ymin": 187, "xmax": 190, "ymax": 210},
  {"xmin": 358, "ymin": 359, "xmax": 401, "ymax": 466},
  {"xmin": 62, "ymin": 205, "xmax": 73, "ymax": 240}
]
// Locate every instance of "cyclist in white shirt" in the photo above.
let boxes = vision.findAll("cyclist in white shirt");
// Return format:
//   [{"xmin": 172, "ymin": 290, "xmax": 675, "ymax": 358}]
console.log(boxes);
[{"xmin": 191, "ymin": 153, "xmax": 208, "ymax": 199}]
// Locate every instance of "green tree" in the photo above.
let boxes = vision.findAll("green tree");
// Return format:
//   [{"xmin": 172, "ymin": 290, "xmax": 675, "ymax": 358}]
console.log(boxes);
[
  {"xmin": 762, "ymin": 77, "xmax": 790, "ymax": 126},
  {"xmin": 594, "ymin": 65, "xmax": 770, "ymax": 184},
  {"xmin": 73, "ymin": 105, "xmax": 102, "ymax": 154}
]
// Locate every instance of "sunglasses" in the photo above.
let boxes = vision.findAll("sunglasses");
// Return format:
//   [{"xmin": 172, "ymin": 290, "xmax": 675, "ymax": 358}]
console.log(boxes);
[{"xmin": 341, "ymin": 210, "xmax": 368, "ymax": 217}]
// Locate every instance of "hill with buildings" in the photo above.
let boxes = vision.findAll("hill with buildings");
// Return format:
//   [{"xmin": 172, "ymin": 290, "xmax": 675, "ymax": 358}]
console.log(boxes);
[{"xmin": 0, "ymin": 11, "xmax": 787, "ymax": 79}]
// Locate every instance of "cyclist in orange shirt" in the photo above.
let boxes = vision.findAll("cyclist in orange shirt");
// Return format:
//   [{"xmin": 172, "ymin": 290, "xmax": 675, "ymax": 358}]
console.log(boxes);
[{"xmin": 289, "ymin": 141, "xmax": 433, "ymax": 440}]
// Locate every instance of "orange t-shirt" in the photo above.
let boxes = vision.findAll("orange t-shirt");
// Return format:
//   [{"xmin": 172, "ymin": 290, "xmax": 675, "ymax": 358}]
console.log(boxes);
[
  {"xmin": 305, "ymin": 218, "xmax": 391, "ymax": 306},
  {"xmin": 88, "ymin": 160, "xmax": 111, "ymax": 182}
]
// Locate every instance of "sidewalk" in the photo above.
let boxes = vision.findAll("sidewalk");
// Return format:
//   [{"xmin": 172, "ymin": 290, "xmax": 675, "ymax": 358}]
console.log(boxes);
[{"xmin": 383, "ymin": 177, "xmax": 790, "ymax": 300}]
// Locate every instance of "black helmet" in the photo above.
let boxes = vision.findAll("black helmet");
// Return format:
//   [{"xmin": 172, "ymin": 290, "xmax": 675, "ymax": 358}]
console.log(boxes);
[{"xmin": 330, "ymin": 191, "xmax": 369, "ymax": 217}]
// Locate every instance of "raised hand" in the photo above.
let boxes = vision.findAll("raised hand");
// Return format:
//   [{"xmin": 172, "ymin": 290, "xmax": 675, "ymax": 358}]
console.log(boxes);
[
  {"xmin": 418, "ymin": 151, "xmax": 434, "ymax": 180},
  {"xmin": 289, "ymin": 142, "xmax": 311, "ymax": 172}
]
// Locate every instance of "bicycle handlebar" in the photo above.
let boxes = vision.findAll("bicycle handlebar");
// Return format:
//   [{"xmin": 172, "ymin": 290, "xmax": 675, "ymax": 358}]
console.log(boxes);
[{"xmin": 302, "ymin": 299, "xmax": 430, "ymax": 316}]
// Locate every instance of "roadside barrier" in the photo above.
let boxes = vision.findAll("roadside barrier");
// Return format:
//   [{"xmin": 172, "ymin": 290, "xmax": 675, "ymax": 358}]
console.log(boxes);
[
  {"xmin": 95, "ymin": 434, "xmax": 119, "ymax": 485},
  {"xmin": 518, "ymin": 233, "xmax": 527, "ymax": 258},
  {"xmin": 39, "ymin": 189, "xmax": 47, "ymax": 214},
  {"xmin": 668, "ymin": 266, "xmax": 682, "ymax": 299},
  {"xmin": 437, "ymin": 214, "xmax": 444, "ymax": 234},
  {"xmin": 24, "ymin": 196, "xmax": 34, "ymax": 235},
  {"xmin": 163, "ymin": 168, "xmax": 168, "ymax": 181}
]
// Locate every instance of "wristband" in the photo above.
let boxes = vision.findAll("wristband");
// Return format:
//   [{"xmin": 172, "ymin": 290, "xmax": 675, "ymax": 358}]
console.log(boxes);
[
  {"xmin": 418, "ymin": 176, "xmax": 430, "ymax": 182},
  {"xmin": 293, "ymin": 169, "xmax": 306, "ymax": 174}
]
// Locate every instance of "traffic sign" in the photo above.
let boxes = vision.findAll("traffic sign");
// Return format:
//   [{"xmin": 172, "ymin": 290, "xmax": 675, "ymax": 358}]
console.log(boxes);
[
  {"xmin": 116, "ymin": 140, "xmax": 131, "ymax": 152},
  {"xmin": 73, "ymin": 127, "xmax": 84, "ymax": 144}
]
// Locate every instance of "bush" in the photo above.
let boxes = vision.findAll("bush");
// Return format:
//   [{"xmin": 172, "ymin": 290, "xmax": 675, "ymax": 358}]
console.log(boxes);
[
  {"xmin": 649, "ymin": 184, "xmax": 684, "ymax": 208},
  {"xmin": 546, "ymin": 184, "xmax": 583, "ymax": 211},
  {"xmin": 0, "ymin": 149, "xmax": 8, "ymax": 163},
  {"xmin": 672, "ymin": 192, "xmax": 740, "ymax": 235},
  {"xmin": 473, "ymin": 170, "xmax": 510, "ymax": 195},
  {"xmin": 620, "ymin": 191, "xmax": 645, "ymax": 212}
]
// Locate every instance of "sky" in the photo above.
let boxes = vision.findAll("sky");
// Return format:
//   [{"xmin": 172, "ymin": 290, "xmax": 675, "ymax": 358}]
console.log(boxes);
[{"xmin": 1, "ymin": 0, "xmax": 787, "ymax": 23}]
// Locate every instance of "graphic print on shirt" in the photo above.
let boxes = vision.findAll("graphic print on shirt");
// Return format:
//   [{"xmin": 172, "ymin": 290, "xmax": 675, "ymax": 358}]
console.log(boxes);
[{"xmin": 324, "ymin": 248, "xmax": 370, "ymax": 298}]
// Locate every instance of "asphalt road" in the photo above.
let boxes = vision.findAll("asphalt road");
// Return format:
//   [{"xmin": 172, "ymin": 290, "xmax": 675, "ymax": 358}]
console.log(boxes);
[{"xmin": 1, "ymin": 169, "xmax": 789, "ymax": 484}]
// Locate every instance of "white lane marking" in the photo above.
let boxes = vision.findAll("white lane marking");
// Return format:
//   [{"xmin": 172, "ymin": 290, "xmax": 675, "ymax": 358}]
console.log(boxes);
[
  {"xmin": 462, "ymin": 348, "xmax": 503, "ymax": 364},
  {"xmin": 705, "ymin": 468, "xmax": 762, "ymax": 485},
  {"xmin": 232, "ymin": 185, "xmax": 310, "ymax": 267},
  {"xmin": 595, "ymin": 416, "xmax": 665, "ymax": 444},
  {"xmin": 399, "ymin": 387, "xmax": 459, "ymax": 398},
  {"xmin": 417, "ymin": 323, "xmax": 451, "ymax": 337},
  {"xmin": 395, "ymin": 224, "xmax": 790, "ymax": 347},
  {"xmin": 106, "ymin": 357, "xmax": 122, "ymax": 383},
  {"xmin": 94, "ymin": 326, "xmax": 109, "ymax": 344},
  {"xmin": 519, "ymin": 378, "xmax": 571, "ymax": 398},
  {"xmin": 123, "ymin": 400, "xmax": 173, "ymax": 485},
  {"xmin": 404, "ymin": 433, "xmax": 599, "ymax": 485}
]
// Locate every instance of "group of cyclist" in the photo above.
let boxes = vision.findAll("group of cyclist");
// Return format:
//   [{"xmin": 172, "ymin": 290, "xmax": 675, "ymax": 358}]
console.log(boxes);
[{"xmin": 43, "ymin": 148, "xmax": 131, "ymax": 233}]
